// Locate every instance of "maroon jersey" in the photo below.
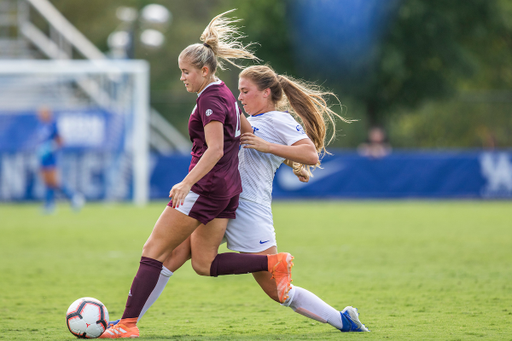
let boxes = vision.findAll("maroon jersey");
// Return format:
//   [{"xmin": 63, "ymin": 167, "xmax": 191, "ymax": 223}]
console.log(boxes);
[{"xmin": 188, "ymin": 81, "xmax": 242, "ymax": 199}]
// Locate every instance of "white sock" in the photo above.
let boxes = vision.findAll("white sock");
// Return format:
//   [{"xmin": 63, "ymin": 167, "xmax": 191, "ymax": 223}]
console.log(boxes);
[
  {"xmin": 282, "ymin": 285, "xmax": 343, "ymax": 329},
  {"xmin": 138, "ymin": 266, "xmax": 173, "ymax": 321}
]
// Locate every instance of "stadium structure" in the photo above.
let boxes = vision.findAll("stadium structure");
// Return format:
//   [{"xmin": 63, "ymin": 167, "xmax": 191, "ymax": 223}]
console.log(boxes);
[{"xmin": 0, "ymin": 0, "xmax": 190, "ymax": 205}]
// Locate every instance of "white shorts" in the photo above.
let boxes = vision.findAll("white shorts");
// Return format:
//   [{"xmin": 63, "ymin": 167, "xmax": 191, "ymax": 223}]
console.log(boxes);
[
  {"xmin": 170, "ymin": 191, "xmax": 238, "ymax": 225},
  {"xmin": 223, "ymin": 199, "xmax": 277, "ymax": 253}
]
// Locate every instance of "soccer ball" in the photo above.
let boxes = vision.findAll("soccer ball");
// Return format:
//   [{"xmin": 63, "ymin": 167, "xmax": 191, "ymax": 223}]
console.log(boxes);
[{"xmin": 66, "ymin": 297, "xmax": 109, "ymax": 339}]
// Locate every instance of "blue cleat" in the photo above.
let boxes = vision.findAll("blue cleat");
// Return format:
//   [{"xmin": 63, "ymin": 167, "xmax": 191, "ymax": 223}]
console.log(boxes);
[
  {"xmin": 42, "ymin": 203, "xmax": 56, "ymax": 215},
  {"xmin": 339, "ymin": 306, "xmax": 369, "ymax": 332},
  {"xmin": 107, "ymin": 319, "xmax": 120, "ymax": 328}
]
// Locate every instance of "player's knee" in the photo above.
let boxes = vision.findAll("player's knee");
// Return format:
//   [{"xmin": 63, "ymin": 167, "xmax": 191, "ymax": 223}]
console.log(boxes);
[
  {"xmin": 260, "ymin": 282, "xmax": 280, "ymax": 302},
  {"xmin": 191, "ymin": 258, "xmax": 211, "ymax": 276},
  {"xmin": 267, "ymin": 289, "xmax": 280, "ymax": 303},
  {"xmin": 141, "ymin": 239, "xmax": 154, "ymax": 255},
  {"xmin": 141, "ymin": 239, "xmax": 166, "ymax": 261},
  {"xmin": 253, "ymin": 273, "xmax": 280, "ymax": 302}
]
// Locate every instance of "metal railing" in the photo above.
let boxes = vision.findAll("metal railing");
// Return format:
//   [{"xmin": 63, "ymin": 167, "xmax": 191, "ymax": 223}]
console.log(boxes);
[{"xmin": 0, "ymin": 0, "xmax": 190, "ymax": 155}]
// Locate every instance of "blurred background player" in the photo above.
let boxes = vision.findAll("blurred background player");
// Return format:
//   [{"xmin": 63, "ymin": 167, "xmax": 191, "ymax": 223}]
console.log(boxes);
[{"xmin": 36, "ymin": 106, "xmax": 84, "ymax": 213}]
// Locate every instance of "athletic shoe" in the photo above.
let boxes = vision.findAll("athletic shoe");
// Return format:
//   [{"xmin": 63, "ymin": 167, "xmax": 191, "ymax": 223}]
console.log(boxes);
[
  {"xmin": 339, "ymin": 306, "xmax": 369, "ymax": 332},
  {"xmin": 42, "ymin": 203, "xmax": 56, "ymax": 215},
  {"xmin": 268, "ymin": 252, "xmax": 294, "ymax": 303},
  {"xmin": 71, "ymin": 193, "xmax": 85, "ymax": 211},
  {"xmin": 99, "ymin": 320, "xmax": 139, "ymax": 338},
  {"xmin": 108, "ymin": 319, "xmax": 120, "ymax": 327}
]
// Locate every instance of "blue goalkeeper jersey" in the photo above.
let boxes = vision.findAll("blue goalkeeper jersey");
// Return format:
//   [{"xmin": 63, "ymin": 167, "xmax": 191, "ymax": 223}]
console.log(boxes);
[{"xmin": 37, "ymin": 120, "xmax": 59, "ymax": 167}]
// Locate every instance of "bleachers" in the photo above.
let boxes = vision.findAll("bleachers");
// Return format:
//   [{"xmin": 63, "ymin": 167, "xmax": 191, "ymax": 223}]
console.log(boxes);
[{"xmin": 0, "ymin": 75, "xmax": 89, "ymax": 111}]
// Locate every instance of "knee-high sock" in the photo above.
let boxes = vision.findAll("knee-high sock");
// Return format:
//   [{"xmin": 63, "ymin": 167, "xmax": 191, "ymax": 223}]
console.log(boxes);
[
  {"xmin": 210, "ymin": 252, "xmax": 268, "ymax": 277},
  {"xmin": 44, "ymin": 187, "xmax": 55, "ymax": 207},
  {"xmin": 283, "ymin": 286, "xmax": 343, "ymax": 330},
  {"xmin": 138, "ymin": 266, "xmax": 173, "ymax": 321},
  {"xmin": 122, "ymin": 256, "xmax": 163, "ymax": 319}
]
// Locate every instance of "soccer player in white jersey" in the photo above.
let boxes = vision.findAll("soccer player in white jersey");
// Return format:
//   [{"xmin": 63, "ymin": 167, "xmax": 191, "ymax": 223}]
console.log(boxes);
[
  {"xmin": 230, "ymin": 65, "xmax": 369, "ymax": 332},
  {"xmin": 109, "ymin": 65, "xmax": 369, "ymax": 334}
]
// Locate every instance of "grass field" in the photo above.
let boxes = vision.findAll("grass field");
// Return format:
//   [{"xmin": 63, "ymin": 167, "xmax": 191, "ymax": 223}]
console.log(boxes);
[{"xmin": 0, "ymin": 200, "xmax": 511, "ymax": 340}]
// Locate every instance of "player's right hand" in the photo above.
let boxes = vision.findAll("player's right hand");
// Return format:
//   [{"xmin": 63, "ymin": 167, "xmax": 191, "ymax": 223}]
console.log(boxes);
[{"xmin": 169, "ymin": 181, "xmax": 192, "ymax": 208}]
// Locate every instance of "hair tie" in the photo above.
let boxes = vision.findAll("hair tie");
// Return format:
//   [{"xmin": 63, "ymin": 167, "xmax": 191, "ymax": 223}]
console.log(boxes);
[{"xmin": 203, "ymin": 43, "xmax": 211, "ymax": 49}]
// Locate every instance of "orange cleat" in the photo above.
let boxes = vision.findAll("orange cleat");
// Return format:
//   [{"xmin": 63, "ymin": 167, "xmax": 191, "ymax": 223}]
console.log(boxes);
[
  {"xmin": 268, "ymin": 252, "xmax": 294, "ymax": 303},
  {"xmin": 99, "ymin": 318, "xmax": 139, "ymax": 339}
]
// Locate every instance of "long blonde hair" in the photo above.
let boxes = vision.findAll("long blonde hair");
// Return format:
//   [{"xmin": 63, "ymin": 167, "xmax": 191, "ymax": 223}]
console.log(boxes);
[
  {"xmin": 179, "ymin": 9, "xmax": 259, "ymax": 74},
  {"xmin": 240, "ymin": 65, "xmax": 350, "ymax": 170}
]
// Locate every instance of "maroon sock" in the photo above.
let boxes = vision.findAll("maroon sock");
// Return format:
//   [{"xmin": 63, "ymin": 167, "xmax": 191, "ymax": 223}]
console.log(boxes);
[
  {"xmin": 210, "ymin": 252, "xmax": 268, "ymax": 277},
  {"xmin": 122, "ymin": 256, "xmax": 162, "ymax": 319}
]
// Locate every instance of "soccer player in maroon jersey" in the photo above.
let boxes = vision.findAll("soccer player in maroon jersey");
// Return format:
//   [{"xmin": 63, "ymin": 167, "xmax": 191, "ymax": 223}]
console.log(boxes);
[{"xmin": 100, "ymin": 10, "xmax": 294, "ymax": 339}]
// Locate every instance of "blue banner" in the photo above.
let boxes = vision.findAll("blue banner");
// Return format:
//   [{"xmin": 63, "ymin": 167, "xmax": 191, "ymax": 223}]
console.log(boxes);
[
  {"xmin": 0, "ymin": 108, "xmax": 130, "ymax": 201},
  {"xmin": 149, "ymin": 151, "xmax": 512, "ymax": 200},
  {"xmin": 149, "ymin": 154, "xmax": 191, "ymax": 200},
  {"xmin": 0, "ymin": 152, "xmax": 132, "ymax": 201},
  {"xmin": 0, "ymin": 109, "xmax": 125, "ymax": 152},
  {"xmin": 1, "ymin": 150, "xmax": 512, "ymax": 201}
]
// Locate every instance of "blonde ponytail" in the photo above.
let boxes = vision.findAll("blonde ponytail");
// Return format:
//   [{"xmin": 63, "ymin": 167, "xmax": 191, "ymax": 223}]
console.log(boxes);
[
  {"xmin": 240, "ymin": 65, "xmax": 351, "ymax": 172},
  {"xmin": 180, "ymin": 9, "xmax": 259, "ymax": 74},
  {"xmin": 277, "ymin": 75, "xmax": 349, "ymax": 155}
]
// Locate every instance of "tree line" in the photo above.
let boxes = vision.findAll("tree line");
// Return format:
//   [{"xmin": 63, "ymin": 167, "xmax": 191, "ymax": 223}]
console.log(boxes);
[{"xmin": 51, "ymin": 0, "xmax": 512, "ymax": 149}]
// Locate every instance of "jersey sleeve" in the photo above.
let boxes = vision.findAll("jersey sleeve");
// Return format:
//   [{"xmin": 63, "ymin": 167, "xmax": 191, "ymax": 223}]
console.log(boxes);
[
  {"xmin": 197, "ymin": 94, "xmax": 227, "ymax": 127},
  {"xmin": 272, "ymin": 114, "xmax": 309, "ymax": 146}
]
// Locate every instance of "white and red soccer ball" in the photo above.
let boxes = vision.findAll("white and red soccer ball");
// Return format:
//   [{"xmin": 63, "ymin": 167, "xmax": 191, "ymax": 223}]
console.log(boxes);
[{"xmin": 66, "ymin": 297, "xmax": 109, "ymax": 339}]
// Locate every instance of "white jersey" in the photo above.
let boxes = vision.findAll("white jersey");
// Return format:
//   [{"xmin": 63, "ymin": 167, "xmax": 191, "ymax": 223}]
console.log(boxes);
[{"xmin": 239, "ymin": 111, "xmax": 309, "ymax": 207}]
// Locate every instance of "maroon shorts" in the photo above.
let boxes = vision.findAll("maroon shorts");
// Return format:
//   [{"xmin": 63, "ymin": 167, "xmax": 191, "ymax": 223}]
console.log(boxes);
[{"xmin": 168, "ymin": 191, "xmax": 239, "ymax": 225}]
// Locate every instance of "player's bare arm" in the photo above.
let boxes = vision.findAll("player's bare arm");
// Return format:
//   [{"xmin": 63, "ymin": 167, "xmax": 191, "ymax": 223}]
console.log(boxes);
[
  {"xmin": 241, "ymin": 133, "xmax": 318, "ymax": 165},
  {"xmin": 169, "ymin": 121, "xmax": 224, "ymax": 208}
]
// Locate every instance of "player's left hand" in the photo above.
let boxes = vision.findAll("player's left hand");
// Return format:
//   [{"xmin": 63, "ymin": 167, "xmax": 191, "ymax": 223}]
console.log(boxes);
[
  {"xmin": 241, "ymin": 133, "xmax": 271, "ymax": 153},
  {"xmin": 169, "ymin": 181, "xmax": 192, "ymax": 208},
  {"xmin": 293, "ymin": 167, "xmax": 310, "ymax": 182}
]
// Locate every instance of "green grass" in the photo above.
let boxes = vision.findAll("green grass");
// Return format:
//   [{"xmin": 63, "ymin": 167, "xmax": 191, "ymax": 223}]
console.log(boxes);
[{"xmin": 1, "ymin": 201, "xmax": 511, "ymax": 340}]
